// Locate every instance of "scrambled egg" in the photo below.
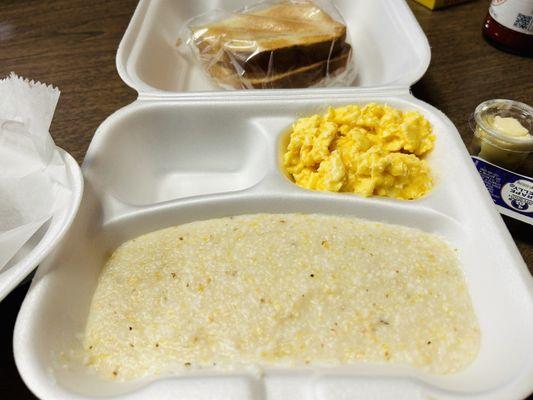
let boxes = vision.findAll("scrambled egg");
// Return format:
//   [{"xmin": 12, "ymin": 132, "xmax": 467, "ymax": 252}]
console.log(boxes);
[{"xmin": 283, "ymin": 104, "xmax": 435, "ymax": 200}]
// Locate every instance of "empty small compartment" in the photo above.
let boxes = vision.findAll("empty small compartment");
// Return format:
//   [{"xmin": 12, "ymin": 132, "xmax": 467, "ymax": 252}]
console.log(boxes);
[{"xmin": 85, "ymin": 104, "xmax": 268, "ymax": 206}]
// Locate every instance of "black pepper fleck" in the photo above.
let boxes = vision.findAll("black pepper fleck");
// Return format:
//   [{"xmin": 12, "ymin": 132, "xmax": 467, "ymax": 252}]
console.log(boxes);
[{"xmin": 310, "ymin": 274, "xmax": 314, "ymax": 278}]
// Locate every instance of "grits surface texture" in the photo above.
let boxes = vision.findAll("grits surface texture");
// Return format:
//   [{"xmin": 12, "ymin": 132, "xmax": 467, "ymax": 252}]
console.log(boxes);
[{"xmin": 84, "ymin": 214, "xmax": 479, "ymax": 380}]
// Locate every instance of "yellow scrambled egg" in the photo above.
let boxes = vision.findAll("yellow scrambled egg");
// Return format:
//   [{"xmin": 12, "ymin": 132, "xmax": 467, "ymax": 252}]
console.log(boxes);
[{"xmin": 283, "ymin": 104, "xmax": 435, "ymax": 200}]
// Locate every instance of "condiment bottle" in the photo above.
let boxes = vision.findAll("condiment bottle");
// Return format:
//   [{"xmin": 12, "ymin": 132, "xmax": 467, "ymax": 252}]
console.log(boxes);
[
  {"xmin": 471, "ymin": 99, "xmax": 533, "ymax": 170},
  {"xmin": 482, "ymin": 0, "xmax": 533, "ymax": 56}
]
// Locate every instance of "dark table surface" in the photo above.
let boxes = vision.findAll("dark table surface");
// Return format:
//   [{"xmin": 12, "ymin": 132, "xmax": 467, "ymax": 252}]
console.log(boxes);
[{"xmin": 0, "ymin": 0, "xmax": 532, "ymax": 399}]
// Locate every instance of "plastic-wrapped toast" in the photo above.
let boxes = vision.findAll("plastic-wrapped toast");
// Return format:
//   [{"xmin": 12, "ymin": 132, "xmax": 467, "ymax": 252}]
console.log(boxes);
[{"xmin": 182, "ymin": 0, "xmax": 356, "ymax": 89}]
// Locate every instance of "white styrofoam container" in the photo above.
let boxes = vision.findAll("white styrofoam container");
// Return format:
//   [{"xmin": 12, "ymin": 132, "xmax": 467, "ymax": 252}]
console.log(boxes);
[{"xmin": 13, "ymin": 1, "xmax": 533, "ymax": 400}]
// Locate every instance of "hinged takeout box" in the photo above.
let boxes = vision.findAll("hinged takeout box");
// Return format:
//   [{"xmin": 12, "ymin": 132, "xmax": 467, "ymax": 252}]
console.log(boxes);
[{"xmin": 14, "ymin": 1, "xmax": 533, "ymax": 400}]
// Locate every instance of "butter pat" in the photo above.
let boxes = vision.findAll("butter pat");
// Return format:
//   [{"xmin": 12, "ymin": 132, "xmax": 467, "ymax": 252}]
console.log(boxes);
[
  {"xmin": 492, "ymin": 116, "xmax": 529, "ymax": 137},
  {"xmin": 479, "ymin": 116, "xmax": 530, "ymax": 168}
]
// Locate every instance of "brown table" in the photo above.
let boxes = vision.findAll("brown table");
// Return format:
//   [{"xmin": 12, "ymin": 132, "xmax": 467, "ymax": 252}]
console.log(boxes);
[{"xmin": 0, "ymin": 1, "xmax": 531, "ymax": 398}]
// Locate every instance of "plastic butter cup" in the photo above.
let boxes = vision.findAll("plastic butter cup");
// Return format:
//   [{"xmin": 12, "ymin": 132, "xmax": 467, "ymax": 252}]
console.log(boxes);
[{"xmin": 471, "ymin": 99, "xmax": 533, "ymax": 171}]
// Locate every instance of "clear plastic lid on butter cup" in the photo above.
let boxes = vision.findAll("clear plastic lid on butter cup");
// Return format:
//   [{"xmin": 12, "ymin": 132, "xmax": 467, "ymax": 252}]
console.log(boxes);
[{"xmin": 470, "ymin": 99, "xmax": 533, "ymax": 171}]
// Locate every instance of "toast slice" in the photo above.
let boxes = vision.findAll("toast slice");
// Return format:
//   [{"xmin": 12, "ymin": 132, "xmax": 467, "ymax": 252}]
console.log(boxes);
[
  {"xmin": 208, "ymin": 43, "xmax": 352, "ymax": 89},
  {"xmin": 191, "ymin": 2, "xmax": 347, "ymax": 77}
]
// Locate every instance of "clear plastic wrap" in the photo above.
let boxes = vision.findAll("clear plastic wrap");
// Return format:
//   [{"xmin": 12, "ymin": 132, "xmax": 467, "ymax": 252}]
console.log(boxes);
[{"xmin": 180, "ymin": 0, "xmax": 357, "ymax": 90}]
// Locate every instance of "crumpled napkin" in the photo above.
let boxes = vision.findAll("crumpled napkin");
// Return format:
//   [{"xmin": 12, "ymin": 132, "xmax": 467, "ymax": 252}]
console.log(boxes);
[{"xmin": 0, "ymin": 73, "xmax": 71, "ymax": 271}]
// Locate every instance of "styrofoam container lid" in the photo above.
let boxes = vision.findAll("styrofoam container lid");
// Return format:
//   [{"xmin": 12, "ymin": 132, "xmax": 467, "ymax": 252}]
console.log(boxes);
[{"xmin": 116, "ymin": 0, "xmax": 431, "ymax": 96}]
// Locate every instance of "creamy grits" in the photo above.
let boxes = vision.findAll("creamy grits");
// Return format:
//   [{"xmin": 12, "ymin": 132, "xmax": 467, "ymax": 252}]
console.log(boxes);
[{"xmin": 84, "ymin": 214, "xmax": 479, "ymax": 380}]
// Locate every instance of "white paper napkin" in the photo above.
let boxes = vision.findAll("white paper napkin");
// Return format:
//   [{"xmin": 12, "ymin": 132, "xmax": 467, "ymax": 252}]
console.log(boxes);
[{"xmin": 0, "ymin": 73, "xmax": 71, "ymax": 272}]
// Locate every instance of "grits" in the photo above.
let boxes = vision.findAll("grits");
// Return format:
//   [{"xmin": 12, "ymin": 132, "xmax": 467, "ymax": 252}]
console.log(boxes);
[{"xmin": 84, "ymin": 214, "xmax": 479, "ymax": 380}]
